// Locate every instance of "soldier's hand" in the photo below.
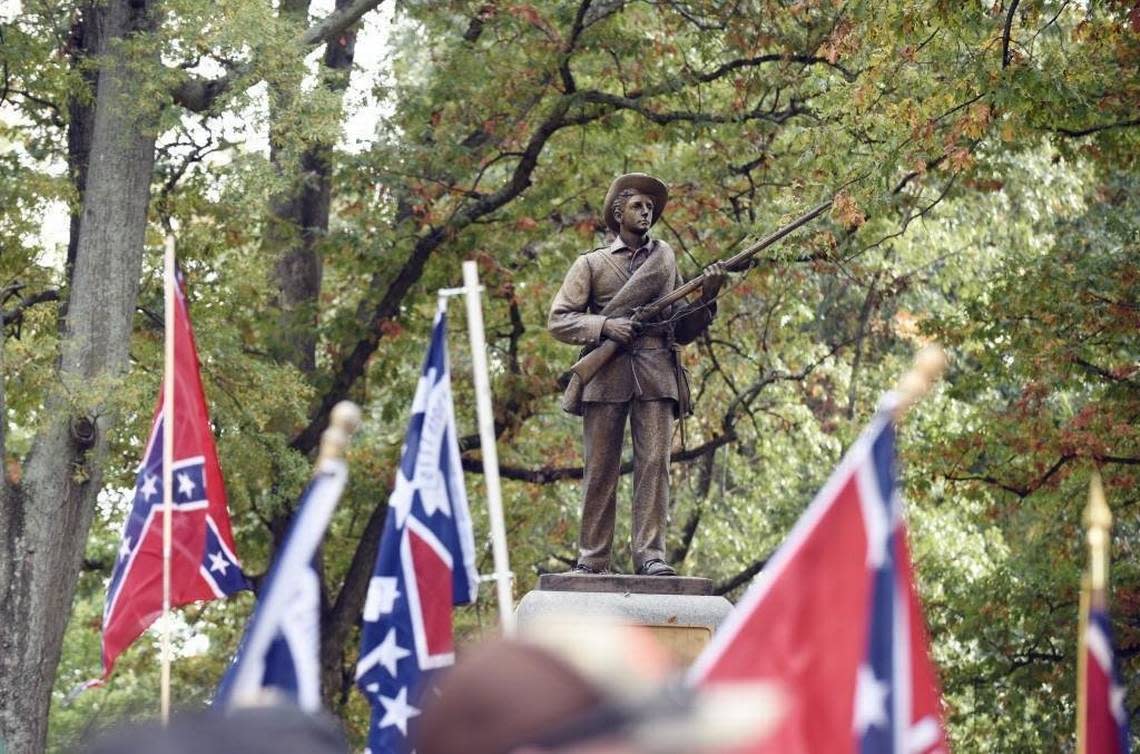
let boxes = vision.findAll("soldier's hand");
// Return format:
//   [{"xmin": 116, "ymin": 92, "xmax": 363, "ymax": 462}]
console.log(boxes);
[
  {"xmin": 602, "ymin": 317, "xmax": 638, "ymax": 345},
  {"xmin": 701, "ymin": 261, "xmax": 727, "ymax": 303}
]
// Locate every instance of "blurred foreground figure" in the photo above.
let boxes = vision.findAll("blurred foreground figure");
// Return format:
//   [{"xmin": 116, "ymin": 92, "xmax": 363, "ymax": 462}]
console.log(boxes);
[
  {"xmin": 75, "ymin": 706, "xmax": 347, "ymax": 754},
  {"xmin": 415, "ymin": 619, "xmax": 782, "ymax": 754}
]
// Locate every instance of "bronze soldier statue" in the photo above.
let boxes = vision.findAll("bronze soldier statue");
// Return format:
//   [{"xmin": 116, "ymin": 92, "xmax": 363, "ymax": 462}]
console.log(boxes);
[{"xmin": 548, "ymin": 173, "xmax": 725, "ymax": 576}]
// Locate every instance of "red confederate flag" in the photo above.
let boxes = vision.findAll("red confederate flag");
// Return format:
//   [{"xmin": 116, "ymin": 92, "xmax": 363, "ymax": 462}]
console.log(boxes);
[
  {"xmin": 100, "ymin": 273, "xmax": 249, "ymax": 679},
  {"xmin": 1082, "ymin": 601, "xmax": 1130, "ymax": 754},
  {"xmin": 690, "ymin": 399, "xmax": 949, "ymax": 754}
]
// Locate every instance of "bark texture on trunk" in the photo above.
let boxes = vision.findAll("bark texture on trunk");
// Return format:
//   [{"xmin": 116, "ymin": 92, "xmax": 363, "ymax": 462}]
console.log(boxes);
[
  {"xmin": 65, "ymin": 1, "xmax": 102, "ymax": 295},
  {"xmin": 267, "ymin": 0, "xmax": 357, "ymax": 376},
  {"xmin": 0, "ymin": 2, "xmax": 159, "ymax": 752}
]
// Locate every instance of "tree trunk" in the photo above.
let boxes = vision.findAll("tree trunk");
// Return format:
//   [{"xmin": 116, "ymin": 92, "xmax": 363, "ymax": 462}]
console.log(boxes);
[
  {"xmin": 64, "ymin": 1, "xmax": 101, "ymax": 296},
  {"xmin": 268, "ymin": 2, "xmax": 357, "ymax": 375},
  {"xmin": 0, "ymin": 2, "xmax": 159, "ymax": 751}
]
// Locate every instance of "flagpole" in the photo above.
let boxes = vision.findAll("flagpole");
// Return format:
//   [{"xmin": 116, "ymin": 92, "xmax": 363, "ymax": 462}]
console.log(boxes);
[
  {"xmin": 160, "ymin": 232, "xmax": 176, "ymax": 723},
  {"xmin": 890, "ymin": 344, "xmax": 948, "ymax": 419},
  {"xmin": 1076, "ymin": 572, "xmax": 1089, "ymax": 754},
  {"xmin": 460, "ymin": 261, "xmax": 516, "ymax": 635},
  {"xmin": 1085, "ymin": 471, "xmax": 1111, "ymax": 594},
  {"xmin": 1077, "ymin": 471, "xmax": 1112, "ymax": 753}
]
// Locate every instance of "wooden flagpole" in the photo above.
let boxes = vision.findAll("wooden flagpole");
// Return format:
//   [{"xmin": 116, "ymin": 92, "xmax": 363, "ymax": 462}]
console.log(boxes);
[
  {"xmin": 160, "ymin": 232, "xmax": 176, "ymax": 723},
  {"xmin": 1077, "ymin": 572, "xmax": 1090, "ymax": 754},
  {"xmin": 890, "ymin": 344, "xmax": 948, "ymax": 419}
]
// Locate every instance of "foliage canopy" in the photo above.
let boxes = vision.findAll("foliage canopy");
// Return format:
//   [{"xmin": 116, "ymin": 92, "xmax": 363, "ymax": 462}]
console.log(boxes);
[{"xmin": 1, "ymin": 0, "xmax": 1137, "ymax": 751}]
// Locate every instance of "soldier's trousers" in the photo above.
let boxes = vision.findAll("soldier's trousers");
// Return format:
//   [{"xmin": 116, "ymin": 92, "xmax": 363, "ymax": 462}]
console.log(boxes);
[{"xmin": 577, "ymin": 399, "xmax": 674, "ymax": 571}]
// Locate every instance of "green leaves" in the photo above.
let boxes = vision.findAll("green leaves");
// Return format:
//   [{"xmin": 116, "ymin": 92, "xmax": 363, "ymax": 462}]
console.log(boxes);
[{"xmin": 0, "ymin": 0, "xmax": 1135, "ymax": 749}]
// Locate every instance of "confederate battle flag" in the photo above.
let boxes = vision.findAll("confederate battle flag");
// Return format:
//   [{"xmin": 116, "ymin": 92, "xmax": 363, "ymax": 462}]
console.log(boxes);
[
  {"xmin": 100, "ymin": 272, "xmax": 249, "ymax": 679},
  {"xmin": 690, "ymin": 395, "xmax": 949, "ymax": 754}
]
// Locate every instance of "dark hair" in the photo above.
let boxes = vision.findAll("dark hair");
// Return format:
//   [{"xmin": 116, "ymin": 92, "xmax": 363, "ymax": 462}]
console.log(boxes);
[{"xmin": 74, "ymin": 706, "xmax": 348, "ymax": 754}]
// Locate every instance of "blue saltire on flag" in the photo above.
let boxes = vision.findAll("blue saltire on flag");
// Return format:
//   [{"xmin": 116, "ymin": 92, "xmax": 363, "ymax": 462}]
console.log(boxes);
[
  {"xmin": 355, "ymin": 304, "xmax": 479, "ymax": 754},
  {"xmin": 215, "ymin": 455, "xmax": 349, "ymax": 712}
]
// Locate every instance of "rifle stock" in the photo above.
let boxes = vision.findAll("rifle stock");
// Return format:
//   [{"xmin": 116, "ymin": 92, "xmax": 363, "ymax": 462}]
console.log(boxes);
[
  {"xmin": 566, "ymin": 199, "xmax": 832, "ymax": 389},
  {"xmin": 569, "ymin": 339, "xmax": 621, "ymax": 384}
]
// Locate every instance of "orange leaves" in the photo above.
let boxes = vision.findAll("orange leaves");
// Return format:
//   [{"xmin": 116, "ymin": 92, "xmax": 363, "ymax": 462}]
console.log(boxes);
[
  {"xmin": 574, "ymin": 218, "xmax": 595, "ymax": 237},
  {"xmin": 947, "ymin": 146, "xmax": 975, "ymax": 172},
  {"xmin": 958, "ymin": 102, "xmax": 993, "ymax": 140},
  {"xmin": 831, "ymin": 190, "xmax": 866, "ymax": 231},
  {"xmin": 816, "ymin": 18, "xmax": 856, "ymax": 64},
  {"xmin": 893, "ymin": 310, "xmax": 926, "ymax": 343},
  {"xmin": 506, "ymin": 3, "xmax": 560, "ymax": 43},
  {"xmin": 964, "ymin": 177, "xmax": 1004, "ymax": 192}
]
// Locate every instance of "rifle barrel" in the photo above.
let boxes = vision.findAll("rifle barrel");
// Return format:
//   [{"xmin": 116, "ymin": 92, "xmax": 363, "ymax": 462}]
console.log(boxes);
[{"xmin": 634, "ymin": 199, "xmax": 833, "ymax": 319}]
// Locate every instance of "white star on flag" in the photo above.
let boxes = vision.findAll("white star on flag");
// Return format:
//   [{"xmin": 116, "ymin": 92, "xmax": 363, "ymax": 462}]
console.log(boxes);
[
  {"xmin": 363, "ymin": 576, "xmax": 401, "ymax": 621},
  {"xmin": 1112, "ymin": 683, "xmax": 1127, "ymax": 722},
  {"xmin": 208, "ymin": 551, "xmax": 230, "ymax": 575},
  {"xmin": 356, "ymin": 628, "xmax": 411, "ymax": 679},
  {"xmin": 139, "ymin": 474, "xmax": 158, "ymax": 501},
  {"xmin": 378, "ymin": 686, "xmax": 420, "ymax": 737},
  {"xmin": 389, "ymin": 477, "xmax": 414, "ymax": 529},
  {"xmin": 119, "ymin": 536, "xmax": 132, "ymax": 560},
  {"xmin": 176, "ymin": 472, "xmax": 196, "ymax": 499},
  {"xmin": 853, "ymin": 664, "xmax": 889, "ymax": 734}
]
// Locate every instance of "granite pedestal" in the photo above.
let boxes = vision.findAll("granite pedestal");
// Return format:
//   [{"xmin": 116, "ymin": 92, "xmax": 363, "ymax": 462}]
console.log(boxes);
[{"xmin": 516, "ymin": 574, "xmax": 732, "ymax": 665}]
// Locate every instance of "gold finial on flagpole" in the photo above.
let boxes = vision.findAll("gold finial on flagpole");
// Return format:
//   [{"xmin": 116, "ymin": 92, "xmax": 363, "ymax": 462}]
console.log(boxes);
[
  {"xmin": 892, "ymin": 344, "xmax": 948, "ymax": 419},
  {"xmin": 317, "ymin": 401, "xmax": 362, "ymax": 467},
  {"xmin": 1084, "ymin": 470, "xmax": 1112, "ymax": 593}
]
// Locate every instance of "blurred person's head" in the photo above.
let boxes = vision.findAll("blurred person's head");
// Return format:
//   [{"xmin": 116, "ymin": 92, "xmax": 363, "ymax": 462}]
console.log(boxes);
[
  {"xmin": 75, "ymin": 705, "xmax": 347, "ymax": 754},
  {"xmin": 415, "ymin": 618, "xmax": 782, "ymax": 754}
]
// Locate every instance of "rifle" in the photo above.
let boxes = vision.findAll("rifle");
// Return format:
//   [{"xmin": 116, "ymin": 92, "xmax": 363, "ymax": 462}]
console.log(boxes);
[{"xmin": 568, "ymin": 199, "xmax": 833, "ymax": 388}]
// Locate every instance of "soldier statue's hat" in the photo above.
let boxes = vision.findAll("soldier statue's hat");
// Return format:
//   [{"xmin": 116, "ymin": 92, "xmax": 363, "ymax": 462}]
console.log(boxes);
[{"xmin": 602, "ymin": 173, "xmax": 669, "ymax": 233}]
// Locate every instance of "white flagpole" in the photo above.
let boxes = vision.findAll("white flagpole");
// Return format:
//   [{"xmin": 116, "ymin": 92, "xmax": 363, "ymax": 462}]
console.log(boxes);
[
  {"xmin": 160, "ymin": 232, "xmax": 176, "ymax": 722},
  {"xmin": 460, "ymin": 261, "xmax": 516, "ymax": 634}
]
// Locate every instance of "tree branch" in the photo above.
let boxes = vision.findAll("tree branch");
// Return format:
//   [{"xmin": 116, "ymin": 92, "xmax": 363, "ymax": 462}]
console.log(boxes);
[
  {"xmin": 943, "ymin": 454, "xmax": 1074, "ymax": 498},
  {"xmin": 630, "ymin": 53, "xmax": 855, "ymax": 99},
  {"xmin": 1053, "ymin": 118, "xmax": 1140, "ymax": 139},
  {"xmin": 558, "ymin": 0, "xmax": 593, "ymax": 93},
  {"xmin": 461, "ymin": 431, "xmax": 737, "ymax": 484},
  {"xmin": 1072, "ymin": 357, "xmax": 1139, "ymax": 388},
  {"xmin": 300, "ymin": 0, "xmax": 382, "ymax": 47},
  {"xmin": 322, "ymin": 496, "xmax": 389, "ymax": 679},
  {"xmin": 667, "ymin": 505, "xmax": 702, "ymax": 565},
  {"xmin": 0, "ymin": 289, "xmax": 61, "ymax": 331},
  {"xmin": 715, "ymin": 554, "xmax": 769, "ymax": 595},
  {"xmin": 292, "ymin": 94, "xmax": 582, "ymax": 454},
  {"xmin": 171, "ymin": 0, "xmax": 386, "ymax": 111},
  {"xmin": 580, "ymin": 89, "xmax": 808, "ymax": 125},
  {"xmin": 1001, "ymin": 0, "xmax": 1021, "ymax": 68}
]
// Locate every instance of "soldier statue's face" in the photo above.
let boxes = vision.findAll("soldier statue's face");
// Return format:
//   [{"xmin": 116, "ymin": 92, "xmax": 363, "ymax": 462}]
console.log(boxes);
[{"xmin": 616, "ymin": 192, "xmax": 654, "ymax": 236}]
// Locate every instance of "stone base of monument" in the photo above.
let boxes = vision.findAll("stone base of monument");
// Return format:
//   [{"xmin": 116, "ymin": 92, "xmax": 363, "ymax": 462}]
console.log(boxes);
[{"xmin": 516, "ymin": 574, "xmax": 732, "ymax": 665}]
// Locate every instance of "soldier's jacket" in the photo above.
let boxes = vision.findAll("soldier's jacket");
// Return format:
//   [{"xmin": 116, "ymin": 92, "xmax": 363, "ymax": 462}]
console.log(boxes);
[{"xmin": 548, "ymin": 236, "xmax": 715, "ymax": 412}]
